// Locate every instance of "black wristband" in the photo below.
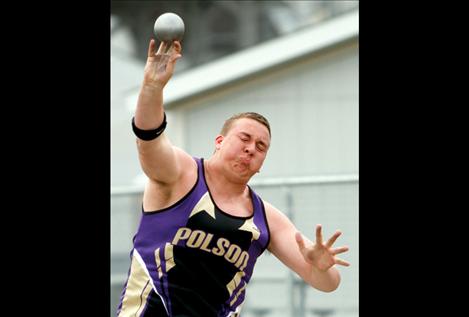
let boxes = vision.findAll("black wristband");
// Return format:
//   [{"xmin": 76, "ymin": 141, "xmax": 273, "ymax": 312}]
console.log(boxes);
[{"xmin": 132, "ymin": 113, "xmax": 167, "ymax": 141}]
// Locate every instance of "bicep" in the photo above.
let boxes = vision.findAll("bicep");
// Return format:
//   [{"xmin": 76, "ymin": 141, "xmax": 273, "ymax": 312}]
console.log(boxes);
[{"xmin": 137, "ymin": 134, "xmax": 190, "ymax": 184}]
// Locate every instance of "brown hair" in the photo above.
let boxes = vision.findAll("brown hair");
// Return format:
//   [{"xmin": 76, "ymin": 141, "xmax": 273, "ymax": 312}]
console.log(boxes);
[{"xmin": 220, "ymin": 112, "xmax": 271, "ymax": 137}]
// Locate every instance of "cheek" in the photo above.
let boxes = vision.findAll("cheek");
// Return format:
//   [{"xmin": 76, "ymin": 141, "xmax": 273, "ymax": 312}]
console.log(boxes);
[
  {"xmin": 253, "ymin": 153, "xmax": 266, "ymax": 166},
  {"xmin": 222, "ymin": 141, "xmax": 241, "ymax": 158},
  {"xmin": 227, "ymin": 140, "xmax": 244, "ymax": 153}
]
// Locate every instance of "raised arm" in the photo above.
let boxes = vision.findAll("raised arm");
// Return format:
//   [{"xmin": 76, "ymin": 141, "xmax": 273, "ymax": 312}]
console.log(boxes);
[
  {"xmin": 265, "ymin": 201, "xmax": 350, "ymax": 292},
  {"xmin": 133, "ymin": 39, "xmax": 190, "ymax": 185}
]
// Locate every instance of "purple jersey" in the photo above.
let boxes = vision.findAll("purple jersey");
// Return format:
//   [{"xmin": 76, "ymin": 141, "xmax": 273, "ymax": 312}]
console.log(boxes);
[{"xmin": 117, "ymin": 157, "xmax": 271, "ymax": 317}]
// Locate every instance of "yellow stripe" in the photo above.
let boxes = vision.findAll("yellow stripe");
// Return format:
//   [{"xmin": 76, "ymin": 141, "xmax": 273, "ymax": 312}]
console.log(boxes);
[
  {"xmin": 226, "ymin": 271, "xmax": 245, "ymax": 296},
  {"xmin": 135, "ymin": 281, "xmax": 152, "ymax": 316},
  {"xmin": 154, "ymin": 248, "xmax": 163, "ymax": 279},
  {"xmin": 118, "ymin": 254, "xmax": 152, "ymax": 317},
  {"xmin": 230, "ymin": 284, "xmax": 246, "ymax": 306},
  {"xmin": 164, "ymin": 243, "xmax": 175, "ymax": 272}
]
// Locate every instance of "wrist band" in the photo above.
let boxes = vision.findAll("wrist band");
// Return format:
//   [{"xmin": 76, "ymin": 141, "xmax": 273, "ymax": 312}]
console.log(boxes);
[{"xmin": 131, "ymin": 113, "xmax": 167, "ymax": 141}]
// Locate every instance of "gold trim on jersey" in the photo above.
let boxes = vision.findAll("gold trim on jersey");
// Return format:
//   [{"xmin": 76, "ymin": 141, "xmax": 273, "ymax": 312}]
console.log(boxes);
[
  {"xmin": 226, "ymin": 271, "xmax": 247, "ymax": 307},
  {"xmin": 155, "ymin": 243, "xmax": 176, "ymax": 279},
  {"xmin": 230, "ymin": 284, "xmax": 246, "ymax": 307},
  {"xmin": 118, "ymin": 255, "xmax": 153, "ymax": 317},
  {"xmin": 189, "ymin": 192, "xmax": 216, "ymax": 219},
  {"xmin": 226, "ymin": 271, "xmax": 245, "ymax": 296},
  {"xmin": 238, "ymin": 217, "xmax": 260, "ymax": 241},
  {"xmin": 154, "ymin": 248, "xmax": 163, "ymax": 279},
  {"xmin": 164, "ymin": 243, "xmax": 175, "ymax": 272}
]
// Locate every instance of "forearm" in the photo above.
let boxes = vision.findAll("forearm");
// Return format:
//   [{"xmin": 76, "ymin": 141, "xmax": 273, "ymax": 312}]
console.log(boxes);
[
  {"xmin": 308, "ymin": 265, "xmax": 341, "ymax": 292},
  {"xmin": 134, "ymin": 84, "xmax": 165, "ymax": 129}
]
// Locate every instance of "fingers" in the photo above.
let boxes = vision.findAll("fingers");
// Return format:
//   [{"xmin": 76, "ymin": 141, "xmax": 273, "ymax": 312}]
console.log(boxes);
[
  {"xmin": 295, "ymin": 232, "xmax": 306, "ymax": 251},
  {"xmin": 331, "ymin": 246, "xmax": 349, "ymax": 255},
  {"xmin": 148, "ymin": 39, "xmax": 180, "ymax": 58},
  {"xmin": 173, "ymin": 40, "xmax": 182, "ymax": 54},
  {"xmin": 170, "ymin": 52, "xmax": 182, "ymax": 64},
  {"xmin": 335, "ymin": 257, "xmax": 350, "ymax": 267},
  {"xmin": 165, "ymin": 53, "xmax": 182, "ymax": 74},
  {"xmin": 147, "ymin": 39, "xmax": 156, "ymax": 57},
  {"xmin": 168, "ymin": 41, "xmax": 182, "ymax": 65},
  {"xmin": 156, "ymin": 41, "xmax": 167, "ymax": 55},
  {"xmin": 326, "ymin": 230, "xmax": 341, "ymax": 248},
  {"xmin": 154, "ymin": 40, "xmax": 181, "ymax": 55},
  {"xmin": 315, "ymin": 224, "xmax": 323, "ymax": 245}
]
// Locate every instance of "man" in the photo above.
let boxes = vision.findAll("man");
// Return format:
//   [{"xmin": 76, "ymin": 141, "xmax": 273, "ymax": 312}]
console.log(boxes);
[{"xmin": 117, "ymin": 39, "xmax": 350, "ymax": 317}]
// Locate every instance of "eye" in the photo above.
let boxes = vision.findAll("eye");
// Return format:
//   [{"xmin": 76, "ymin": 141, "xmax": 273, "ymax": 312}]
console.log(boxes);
[{"xmin": 256, "ymin": 144, "xmax": 266, "ymax": 152}]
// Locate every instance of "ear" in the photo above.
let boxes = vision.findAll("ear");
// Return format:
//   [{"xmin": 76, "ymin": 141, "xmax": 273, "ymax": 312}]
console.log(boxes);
[{"xmin": 215, "ymin": 135, "xmax": 224, "ymax": 150}]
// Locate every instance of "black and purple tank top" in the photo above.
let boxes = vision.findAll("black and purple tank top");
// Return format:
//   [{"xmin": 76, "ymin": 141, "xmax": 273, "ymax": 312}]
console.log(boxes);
[{"xmin": 117, "ymin": 157, "xmax": 271, "ymax": 317}]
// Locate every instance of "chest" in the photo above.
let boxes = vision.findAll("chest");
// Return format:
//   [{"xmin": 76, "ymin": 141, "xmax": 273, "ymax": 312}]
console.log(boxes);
[{"xmin": 209, "ymin": 191, "xmax": 253, "ymax": 218}]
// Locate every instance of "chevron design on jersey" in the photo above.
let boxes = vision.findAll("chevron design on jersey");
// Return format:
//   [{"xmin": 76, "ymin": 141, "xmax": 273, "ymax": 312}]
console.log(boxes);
[
  {"xmin": 189, "ymin": 192, "xmax": 216, "ymax": 219},
  {"xmin": 238, "ymin": 217, "xmax": 260, "ymax": 241}
]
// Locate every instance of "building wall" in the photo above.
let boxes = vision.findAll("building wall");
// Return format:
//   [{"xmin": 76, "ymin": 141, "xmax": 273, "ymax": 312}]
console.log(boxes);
[{"xmin": 173, "ymin": 40, "xmax": 358, "ymax": 178}]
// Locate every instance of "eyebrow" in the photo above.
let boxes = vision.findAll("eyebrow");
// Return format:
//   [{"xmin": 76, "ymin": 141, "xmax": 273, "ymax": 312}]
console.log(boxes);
[{"xmin": 239, "ymin": 132, "xmax": 269, "ymax": 148}]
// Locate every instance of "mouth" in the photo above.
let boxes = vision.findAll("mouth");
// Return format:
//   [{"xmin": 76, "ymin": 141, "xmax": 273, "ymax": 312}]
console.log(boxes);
[
  {"xmin": 238, "ymin": 157, "xmax": 251, "ymax": 164},
  {"xmin": 235, "ymin": 157, "xmax": 252, "ymax": 171}
]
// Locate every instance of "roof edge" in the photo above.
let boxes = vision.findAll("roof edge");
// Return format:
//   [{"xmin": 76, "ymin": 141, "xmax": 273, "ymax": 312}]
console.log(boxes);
[{"xmin": 126, "ymin": 10, "xmax": 358, "ymax": 111}]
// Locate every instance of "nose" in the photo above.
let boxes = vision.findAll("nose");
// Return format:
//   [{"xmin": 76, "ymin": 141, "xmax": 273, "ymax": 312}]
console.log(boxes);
[{"xmin": 244, "ymin": 143, "xmax": 254, "ymax": 155}]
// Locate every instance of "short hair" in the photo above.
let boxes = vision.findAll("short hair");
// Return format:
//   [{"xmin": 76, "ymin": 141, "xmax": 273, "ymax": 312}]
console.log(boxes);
[{"xmin": 220, "ymin": 112, "xmax": 271, "ymax": 137}]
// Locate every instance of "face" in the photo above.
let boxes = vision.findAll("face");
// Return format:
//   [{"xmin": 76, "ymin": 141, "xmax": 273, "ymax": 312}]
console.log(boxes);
[{"xmin": 215, "ymin": 118, "xmax": 271, "ymax": 181}]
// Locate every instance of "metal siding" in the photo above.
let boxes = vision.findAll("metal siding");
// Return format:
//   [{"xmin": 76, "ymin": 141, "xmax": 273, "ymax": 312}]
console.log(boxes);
[{"xmin": 184, "ymin": 44, "xmax": 358, "ymax": 178}]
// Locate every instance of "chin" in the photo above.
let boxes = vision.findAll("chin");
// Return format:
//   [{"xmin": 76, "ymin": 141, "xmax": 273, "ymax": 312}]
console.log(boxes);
[{"xmin": 232, "ymin": 165, "xmax": 254, "ymax": 179}]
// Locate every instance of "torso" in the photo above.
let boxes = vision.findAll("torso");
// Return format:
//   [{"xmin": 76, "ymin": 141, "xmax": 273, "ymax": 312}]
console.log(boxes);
[{"xmin": 118, "ymin": 157, "xmax": 271, "ymax": 317}]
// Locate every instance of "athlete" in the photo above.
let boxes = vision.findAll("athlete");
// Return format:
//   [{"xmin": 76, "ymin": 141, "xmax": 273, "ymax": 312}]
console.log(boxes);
[{"xmin": 117, "ymin": 39, "xmax": 350, "ymax": 317}]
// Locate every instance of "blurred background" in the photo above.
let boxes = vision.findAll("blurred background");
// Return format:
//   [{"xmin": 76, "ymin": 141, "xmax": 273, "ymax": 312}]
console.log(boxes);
[{"xmin": 111, "ymin": 1, "xmax": 358, "ymax": 316}]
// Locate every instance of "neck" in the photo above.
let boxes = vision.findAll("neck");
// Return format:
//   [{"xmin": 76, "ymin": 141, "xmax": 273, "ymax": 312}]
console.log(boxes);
[{"xmin": 205, "ymin": 157, "xmax": 248, "ymax": 197}]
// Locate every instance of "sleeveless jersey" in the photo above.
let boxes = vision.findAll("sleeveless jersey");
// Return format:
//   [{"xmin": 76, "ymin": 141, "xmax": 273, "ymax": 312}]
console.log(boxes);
[{"xmin": 117, "ymin": 157, "xmax": 271, "ymax": 317}]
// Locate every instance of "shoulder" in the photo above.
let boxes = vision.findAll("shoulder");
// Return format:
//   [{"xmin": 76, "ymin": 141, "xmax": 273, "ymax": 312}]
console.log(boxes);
[
  {"xmin": 167, "ymin": 146, "xmax": 198, "ymax": 180},
  {"xmin": 262, "ymin": 200, "xmax": 293, "ymax": 231},
  {"xmin": 174, "ymin": 146, "xmax": 198, "ymax": 167},
  {"xmin": 262, "ymin": 199, "xmax": 298, "ymax": 253},
  {"xmin": 263, "ymin": 200, "xmax": 285, "ymax": 218}
]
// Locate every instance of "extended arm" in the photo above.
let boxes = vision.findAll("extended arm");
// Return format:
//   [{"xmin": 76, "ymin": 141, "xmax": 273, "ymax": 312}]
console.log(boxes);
[
  {"xmin": 134, "ymin": 39, "xmax": 191, "ymax": 184},
  {"xmin": 266, "ymin": 202, "xmax": 350, "ymax": 292}
]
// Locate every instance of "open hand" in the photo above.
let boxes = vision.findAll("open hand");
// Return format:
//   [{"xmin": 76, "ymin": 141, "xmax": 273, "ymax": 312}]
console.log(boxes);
[
  {"xmin": 295, "ymin": 224, "xmax": 350, "ymax": 271},
  {"xmin": 143, "ymin": 39, "xmax": 182, "ymax": 88}
]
